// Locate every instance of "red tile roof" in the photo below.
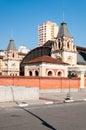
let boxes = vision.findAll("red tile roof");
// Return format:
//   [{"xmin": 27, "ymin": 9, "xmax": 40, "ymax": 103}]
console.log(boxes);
[{"xmin": 24, "ymin": 55, "xmax": 69, "ymax": 65}]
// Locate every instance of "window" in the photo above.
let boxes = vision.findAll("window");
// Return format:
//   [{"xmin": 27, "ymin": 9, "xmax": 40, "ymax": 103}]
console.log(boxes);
[
  {"xmin": 48, "ymin": 71, "xmax": 52, "ymax": 76},
  {"xmin": 29, "ymin": 71, "xmax": 32, "ymax": 76},
  {"xmin": 67, "ymin": 42, "xmax": 70, "ymax": 48},
  {"xmin": 57, "ymin": 71, "xmax": 62, "ymax": 77},
  {"xmin": 58, "ymin": 42, "xmax": 60, "ymax": 48},
  {"xmin": 35, "ymin": 71, "xmax": 39, "ymax": 76},
  {"xmin": 12, "ymin": 53, "xmax": 14, "ymax": 58}
]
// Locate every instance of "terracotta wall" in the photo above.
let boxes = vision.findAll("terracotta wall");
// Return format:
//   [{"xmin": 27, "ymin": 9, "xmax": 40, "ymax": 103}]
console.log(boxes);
[{"xmin": 0, "ymin": 76, "xmax": 80, "ymax": 89}]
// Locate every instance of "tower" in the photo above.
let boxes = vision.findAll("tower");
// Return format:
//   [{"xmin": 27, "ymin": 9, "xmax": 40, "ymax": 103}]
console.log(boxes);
[
  {"xmin": 38, "ymin": 21, "xmax": 58, "ymax": 47},
  {"xmin": 3, "ymin": 40, "xmax": 20, "ymax": 76},
  {"xmin": 51, "ymin": 22, "xmax": 77, "ymax": 65}
]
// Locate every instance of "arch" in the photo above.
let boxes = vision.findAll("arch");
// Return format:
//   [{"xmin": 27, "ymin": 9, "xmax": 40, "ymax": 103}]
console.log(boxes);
[
  {"xmin": 47, "ymin": 70, "xmax": 54, "ymax": 77},
  {"xmin": 48, "ymin": 71, "xmax": 52, "ymax": 76},
  {"xmin": 58, "ymin": 42, "xmax": 60, "ymax": 49},
  {"xmin": 29, "ymin": 71, "xmax": 33, "ymax": 76},
  {"xmin": 15, "ymin": 73, "xmax": 17, "ymax": 76},
  {"xmin": 56, "ymin": 70, "xmax": 63, "ymax": 77},
  {"xmin": 71, "ymin": 71, "xmax": 78, "ymax": 78},
  {"xmin": 35, "ymin": 70, "xmax": 39, "ymax": 76},
  {"xmin": 12, "ymin": 53, "xmax": 14, "ymax": 58},
  {"xmin": 67, "ymin": 42, "xmax": 70, "ymax": 48}
]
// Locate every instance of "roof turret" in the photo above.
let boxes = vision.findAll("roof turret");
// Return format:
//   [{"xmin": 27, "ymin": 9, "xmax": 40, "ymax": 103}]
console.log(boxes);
[
  {"xmin": 57, "ymin": 22, "xmax": 71, "ymax": 38},
  {"xmin": 7, "ymin": 40, "xmax": 16, "ymax": 51}
]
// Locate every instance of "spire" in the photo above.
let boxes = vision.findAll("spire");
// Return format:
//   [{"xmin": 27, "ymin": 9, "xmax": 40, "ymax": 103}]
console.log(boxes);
[
  {"xmin": 7, "ymin": 39, "xmax": 16, "ymax": 51},
  {"xmin": 57, "ymin": 22, "xmax": 71, "ymax": 38}
]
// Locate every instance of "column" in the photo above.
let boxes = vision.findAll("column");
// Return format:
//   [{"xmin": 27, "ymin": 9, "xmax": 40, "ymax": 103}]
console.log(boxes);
[{"xmin": 79, "ymin": 71, "xmax": 85, "ymax": 89}]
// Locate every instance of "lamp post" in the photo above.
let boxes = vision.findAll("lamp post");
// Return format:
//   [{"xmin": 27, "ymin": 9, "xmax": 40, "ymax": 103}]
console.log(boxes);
[
  {"xmin": 65, "ymin": 71, "xmax": 71, "ymax": 101},
  {"xmin": 68, "ymin": 71, "xmax": 71, "ymax": 99}
]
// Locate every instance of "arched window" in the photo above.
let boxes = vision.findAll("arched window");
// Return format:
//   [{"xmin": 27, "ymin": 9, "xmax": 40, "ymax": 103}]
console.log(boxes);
[
  {"xmin": 10, "ymin": 74, "xmax": 12, "ymax": 76},
  {"xmin": 71, "ymin": 72, "xmax": 78, "ymax": 78},
  {"xmin": 48, "ymin": 71, "xmax": 52, "ymax": 76},
  {"xmin": 58, "ymin": 42, "xmax": 60, "ymax": 49},
  {"xmin": 29, "ymin": 71, "xmax": 32, "ymax": 76},
  {"xmin": 67, "ymin": 42, "xmax": 70, "ymax": 48},
  {"xmin": 57, "ymin": 71, "xmax": 63, "ymax": 77},
  {"xmin": 35, "ymin": 70, "xmax": 39, "ymax": 76},
  {"xmin": 12, "ymin": 53, "xmax": 14, "ymax": 58}
]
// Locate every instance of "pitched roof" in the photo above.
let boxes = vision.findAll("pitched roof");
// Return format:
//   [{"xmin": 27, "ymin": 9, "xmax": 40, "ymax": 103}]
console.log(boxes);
[
  {"xmin": 21, "ymin": 46, "xmax": 51, "ymax": 65},
  {"xmin": 76, "ymin": 46, "xmax": 86, "ymax": 53},
  {"xmin": 43, "ymin": 40, "xmax": 55, "ymax": 48},
  {"xmin": 57, "ymin": 22, "xmax": 71, "ymax": 38},
  {"xmin": 77, "ymin": 52, "xmax": 86, "ymax": 65},
  {"xmin": 24, "ymin": 55, "xmax": 69, "ymax": 65},
  {"xmin": 7, "ymin": 40, "xmax": 16, "ymax": 51}
]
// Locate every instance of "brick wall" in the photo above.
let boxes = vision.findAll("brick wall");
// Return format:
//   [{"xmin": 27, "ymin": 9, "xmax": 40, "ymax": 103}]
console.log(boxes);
[{"xmin": 0, "ymin": 76, "xmax": 80, "ymax": 90}]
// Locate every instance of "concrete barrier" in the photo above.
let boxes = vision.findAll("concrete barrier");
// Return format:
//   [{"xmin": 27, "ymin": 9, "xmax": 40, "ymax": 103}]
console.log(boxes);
[
  {"xmin": 0, "ymin": 86, "xmax": 39, "ymax": 102},
  {"xmin": 40, "ymin": 88, "xmax": 79, "ymax": 93}
]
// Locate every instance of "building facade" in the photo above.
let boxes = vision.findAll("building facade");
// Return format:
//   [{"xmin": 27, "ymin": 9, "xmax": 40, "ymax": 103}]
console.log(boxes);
[
  {"xmin": 38, "ymin": 21, "xmax": 58, "ymax": 47},
  {"xmin": 21, "ymin": 21, "xmax": 86, "ymax": 79},
  {"xmin": 0, "ymin": 40, "xmax": 27, "ymax": 76},
  {"xmin": 24, "ymin": 55, "xmax": 68, "ymax": 77},
  {"xmin": 51, "ymin": 22, "xmax": 77, "ymax": 65}
]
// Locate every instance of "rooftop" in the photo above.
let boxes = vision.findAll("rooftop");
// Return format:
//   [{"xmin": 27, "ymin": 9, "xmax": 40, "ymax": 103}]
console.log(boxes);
[
  {"xmin": 57, "ymin": 22, "xmax": 71, "ymax": 38},
  {"xmin": 7, "ymin": 40, "xmax": 16, "ymax": 51},
  {"xmin": 24, "ymin": 55, "xmax": 69, "ymax": 65}
]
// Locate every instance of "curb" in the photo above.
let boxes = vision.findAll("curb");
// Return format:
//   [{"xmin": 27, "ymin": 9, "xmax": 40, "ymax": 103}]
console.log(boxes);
[{"xmin": 0, "ymin": 99, "xmax": 86, "ymax": 108}]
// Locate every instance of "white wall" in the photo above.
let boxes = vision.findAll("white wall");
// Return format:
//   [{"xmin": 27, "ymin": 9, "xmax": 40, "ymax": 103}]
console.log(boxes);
[{"xmin": 0, "ymin": 86, "xmax": 39, "ymax": 102}]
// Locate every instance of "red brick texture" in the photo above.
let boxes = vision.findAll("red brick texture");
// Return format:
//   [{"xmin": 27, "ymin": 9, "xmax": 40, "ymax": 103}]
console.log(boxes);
[{"xmin": 0, "ymin": 76, "xmax": 80, "ymax": 89}]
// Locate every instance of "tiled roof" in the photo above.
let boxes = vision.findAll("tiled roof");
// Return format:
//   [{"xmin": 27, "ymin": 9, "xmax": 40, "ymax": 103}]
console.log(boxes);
[
  {"xmin": 57, "ymin": 22, "xmax": 71, "ymax": 38},
  {"xmin": 24, "ymin": 55, "xmax": 69, "ymax": 65},
  {"xmin": 21, "ymin": 46, "xmax": 51, "ymax": 65}
]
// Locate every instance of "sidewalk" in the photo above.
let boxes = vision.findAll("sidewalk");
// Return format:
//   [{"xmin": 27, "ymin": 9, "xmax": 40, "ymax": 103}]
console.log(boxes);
[
  {"xmin": 0, "ymin": 91, "xmax": 86, "ymax": 108},
  {"xmin": 39, "ymin": 91, "xmax": 86, "ymax": 102}
]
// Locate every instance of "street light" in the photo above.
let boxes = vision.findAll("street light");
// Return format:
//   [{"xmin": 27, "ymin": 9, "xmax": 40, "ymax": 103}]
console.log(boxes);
[{"xmin": 65, "ymin": 71, "xmax": 71, "ymax": 101}]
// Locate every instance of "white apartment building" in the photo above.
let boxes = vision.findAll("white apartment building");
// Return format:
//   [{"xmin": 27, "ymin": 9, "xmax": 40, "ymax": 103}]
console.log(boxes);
[{"xmin": 38, "ymin": 21, "xmax": 58, "ymax": 46}]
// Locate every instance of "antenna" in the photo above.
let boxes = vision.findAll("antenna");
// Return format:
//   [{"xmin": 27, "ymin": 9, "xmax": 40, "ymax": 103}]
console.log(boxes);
[
  {"xmin": 62, "ymin": 0, "xmax": 65, "ymax": 22},
  {"xmin": 62, "ymin": 11, "xmax": 64, "ymax": 22},
  {"xmin": 10, "ymin": 28, "xmax": 14, "ymax": 40}
]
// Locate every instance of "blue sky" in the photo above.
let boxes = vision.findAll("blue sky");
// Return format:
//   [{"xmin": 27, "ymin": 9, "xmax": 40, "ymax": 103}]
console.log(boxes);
[{"xmin": 0, "ymin": 0, "xmax": 86, "ymax": 50}]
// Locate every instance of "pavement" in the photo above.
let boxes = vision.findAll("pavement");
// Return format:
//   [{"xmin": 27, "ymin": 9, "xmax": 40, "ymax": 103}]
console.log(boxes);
[{"xmin": 0, "ymin": 91, "xmax": 86, "ymax": 108}]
